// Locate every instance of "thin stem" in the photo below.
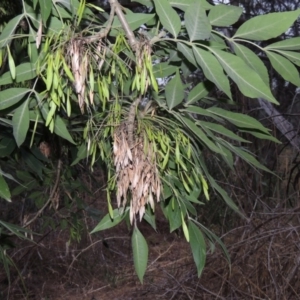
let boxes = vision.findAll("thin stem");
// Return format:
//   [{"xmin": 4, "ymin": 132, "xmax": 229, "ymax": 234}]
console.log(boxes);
[
  {"xmin": 230, "ymin": 38, "xmax": 265, "ymax": 51},
  {"xmin": 212, "ymin": 29, "xmax": 265, "ymax": 52}
]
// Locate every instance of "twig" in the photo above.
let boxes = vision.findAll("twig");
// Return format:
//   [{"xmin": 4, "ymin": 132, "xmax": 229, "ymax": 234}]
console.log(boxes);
[
  {"xmin": 66, "ymin": 236, "xmax": 130, "ymax": 274},
  {"xmin": 147, "ymin": 255, "xmax": 190, "ymax": 273},
  {"xmin": 87, "ymin": 284, "xmax": 110, "ymax": 294},
  {"xmin": 147, "ymin": 243, "xmax": 174, "ymax": 269},
  {"xmin": 162, "ymin": 269, "xmax": 193, "ymax": 300}
]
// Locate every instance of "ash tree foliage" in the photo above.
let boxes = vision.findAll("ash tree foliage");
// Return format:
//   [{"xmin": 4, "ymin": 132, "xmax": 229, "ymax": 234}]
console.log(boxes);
[{"xmin": 0, "ymin": 0, "xmax": 300, "ymax": 282}]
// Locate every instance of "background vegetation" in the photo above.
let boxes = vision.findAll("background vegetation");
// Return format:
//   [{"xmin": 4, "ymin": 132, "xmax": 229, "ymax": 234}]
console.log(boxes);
[{"xmin": 1, "ymin": 0, "xmax": 300, "ymax": 298}]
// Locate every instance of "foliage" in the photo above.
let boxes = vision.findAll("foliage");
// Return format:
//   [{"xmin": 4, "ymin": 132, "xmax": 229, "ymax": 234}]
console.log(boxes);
[{"xmin": 0, "ymin": 0, "xmax": 299, "ymax": 283}]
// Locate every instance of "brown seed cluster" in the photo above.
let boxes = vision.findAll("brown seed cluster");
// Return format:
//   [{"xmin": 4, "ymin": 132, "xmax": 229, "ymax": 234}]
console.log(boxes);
[
  {"xmin": 67, "ymin": 39, "xmax": 105, "ymax": 113},
  {"xmin": 68, "ymin": 40, "xmax": 88, "ymax": 113},
  {"xmin": 39, "ymin": 141, "xmax": 51, "ymax": 158},
  {"xmin": 113, "ymin": 123, "xmax": 161, "ymax": 224}
]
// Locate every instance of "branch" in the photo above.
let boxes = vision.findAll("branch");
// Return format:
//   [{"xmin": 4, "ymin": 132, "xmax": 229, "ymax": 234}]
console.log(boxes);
[
  {"xmin": 109, "ymin": 0, "xmax": 139, "ymax": 51},
  {"xmin": 82, "ymin": 4, "xmax": 116, "ymax": 43}
]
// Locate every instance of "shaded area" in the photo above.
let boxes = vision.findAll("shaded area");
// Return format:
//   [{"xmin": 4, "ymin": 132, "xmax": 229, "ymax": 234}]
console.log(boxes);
[{"xmin": 1, "ymin": 155, "xmax": 300, "ymax": 299}]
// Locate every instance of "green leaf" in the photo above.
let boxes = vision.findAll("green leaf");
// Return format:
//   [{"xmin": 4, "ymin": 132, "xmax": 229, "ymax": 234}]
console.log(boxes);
[
  {"xmin": 185, "ymin": 187, "xmax": 203, "ymax": 204},
  {"xmin": 47, "ymin": 16, "xmax": 64, "ymax": 34},
  {"xmin": 134, "ymin": 0, "xmax": 153, "ymax": 7},
  {"xmin": 0, "ymin": 15, "xmax": 24, "ymax": 48},
  {"xmin": 239, "ymin": 130, "xmax": 280, "ymax": 143},
  {"xmin": 16, "ymin": 170, "xmax": 35, "ymax": 183},
  {"xmin": 0, "ymin": 220, "xmax": 32, "ymax": 239},
  {"xmin": 181, "ymin": 212, "xmax": 189, "ymax": 241},
  {"xmin": 1, "ymin": 170, "xmax": 23, "ymax": 186},
  {"xmin": 12, "ymin": 100, "xmax": 30, "ymax": 147},
  {"xmin": 39, "ymin": 100, "xmax": 51, "ymax": 120},
  {"xmin": 181, "ymin": 196, "xmax": 197, "ymax": 216},
  {"xmin": 275, "ymin": 50, "xmax": 300, "ymax": 67},
  {"xmin": 27, "ymin": 13, "xmax": 63, "ymax": 34},
  {"xmin": 185, "ymin": 2, "xmax": 211, "ymax": 41},
  {"xmin": 208, "ymin": 4, "xmax": 242, "ymax": 27},
  {"xmin": 216, "ymin": 143, "xmax": 234, "ymax": 169},
  {"xmin": 182, "ymin": 106, "xmax": 219, "ymax": 119},
  {"xmin": 188, "ymin": 221, "xmax": 206, "ymax": 277},
  {"xmin": 0, "ymin": 63, "xmax": 37, "ymax": 86},
  {"xmin": 186, "ymin": 81, "xmax": 212, "ymax": 105},
  {"xmin": 170, "ymin": 0, "xmax": 213, "ymax": 11},
  {"xmin": 132, "ymin": 227, "xmax": 148, "ymax": 283},
  {"xmin": 56, "ymin": 0, "xmax": 71, "ymax": 11},
  {"xmin": 110, "ymin": 13, "xmax": 155, "ymax": 36},
  {"xmin": 233, "ymin": 10, "xmax": 300, "ymax": 41},
  {"xmin": 193, "ymin": 46, "xmax": 232, "ymax": 99},
  {"xmin": 208, "ymin": 177, "xmax": 239, "ymax": 212},
  {"xmin": 178, "ymin": 43, "xmax": 197, "ymax": 66},
  {"xmin": 0, "ymin": 117, "xmax": 13, "ymax": 126},
  {"xmin": 0, "ymin": 174, "xmax": 11, "ymax": 202},
  {"xmin": 28, "ymin": 28, "xmax": 40, "ymax": 64},
  {"xmin": 52, "ymin": 2, "xmax": 72, "ymax": 18},
  {"xmin": 167, "ymin": 197, "xmax": 182, "ymax": 232},
  {"xmin": 90, "ymin": 209, "xmax": 125, "ymax": 233},
  {"xmin": 265, "ymin": 37, "xmax": 300, "ymax": 51},
  {"xmin": 211, "ymin": 49, "xmax": 278, "ymax": 104},
  {"xmin": 204, "ymin": 41, "xmax": 227, "ymax": 50},
  {"xmin": 154, "ymin": 0, "xmax": 181, "ymax": 38},
  {"xmin": 207, "ymin": 107, "xmax": 270, "ymax": 133},
  {"xmin": 182, "ymin": 117, "xmax": 222, "ymax": 154},
  {"xmin": 180, "ymin": 60, "xmax": 194, "ymax": 78},
  {"xmin": 0, "ymin": 137, "xmax": 16, "ymax": 158},
  {"xmin": 210, "ymin": 32, "xmax": 227, "ymax": 46},
  {"xmin": 71, "ymin": 143, "xmax": 88, "ymax": 166},
  {"xmin": 21, "ymin": 149, "xmax": 44, "ymax": 178},
  {"xmin": 230, "ymin": 146, "xmax": 271, "ymax": 173},
  {"xmin": 240, "ymin": 147, "xmax": 272, "ymax": 173},
  {"xmin": 143, "ymin": 207, "xmax": 156, "ymax": 230},
  {"xmin": 165, "ymin": 70, "xmax": 184, "ymax": 110},
  {"xmin": 0, "ymin": 88, "xmax": 30, "ymax": 110},
  {"xmin": 7, "ymin": 45, "xmax": 16, "ymax": 80},
  {"xmin": 196, "ymin": 220, "xmax": 231, "ymax": 264},
  {"xmin": 233, "ymin": 43, "xmax": 269, "ymax": 86},
  {"xmin": 39, "ymin": 0, "xmax": 52, "ymax": 23},
  {"xmin": 153, "ymin": 62, "xmax": 177, "ymax": 78},
  {"xmin": 54, "ymin": 116, "xmax": 76, "ymax": 144},
  {"xmin": 0, "ymin": 247, "xmax": 12, "ymax": 282},
  {"xmin": 199, "ymin": 121, "xmax": 250, "ymax": 143},
  {"xmin": 266, "ymin": 51, "xmax": 300, "ymax": 87}
]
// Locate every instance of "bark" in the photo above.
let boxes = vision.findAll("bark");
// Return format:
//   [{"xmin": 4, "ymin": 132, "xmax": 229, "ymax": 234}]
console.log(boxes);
[{"xmin": 258, "ymin": 98, "xmax": 300, "ymax": 152}]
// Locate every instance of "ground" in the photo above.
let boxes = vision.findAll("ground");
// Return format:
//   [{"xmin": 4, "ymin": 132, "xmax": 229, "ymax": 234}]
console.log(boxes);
[{"xmin": 1, "ymin": 162, "xmax": 300, "ymax": 299}]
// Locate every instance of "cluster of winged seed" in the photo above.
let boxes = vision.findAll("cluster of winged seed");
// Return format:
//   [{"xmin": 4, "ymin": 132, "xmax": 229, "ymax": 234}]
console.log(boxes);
[
  {"xmin": 113, "ymin": 123, "xmax": 161, "ymax": 224},
  {"xmin": 68, "ymin": 39, "xmax": 88, "ymax": 113}
]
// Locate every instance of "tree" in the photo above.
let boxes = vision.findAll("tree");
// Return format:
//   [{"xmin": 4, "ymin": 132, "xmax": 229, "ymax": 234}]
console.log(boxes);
[{"xmin": 0, "ymin": 0, "xmax": 299, "ymax": 283}]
